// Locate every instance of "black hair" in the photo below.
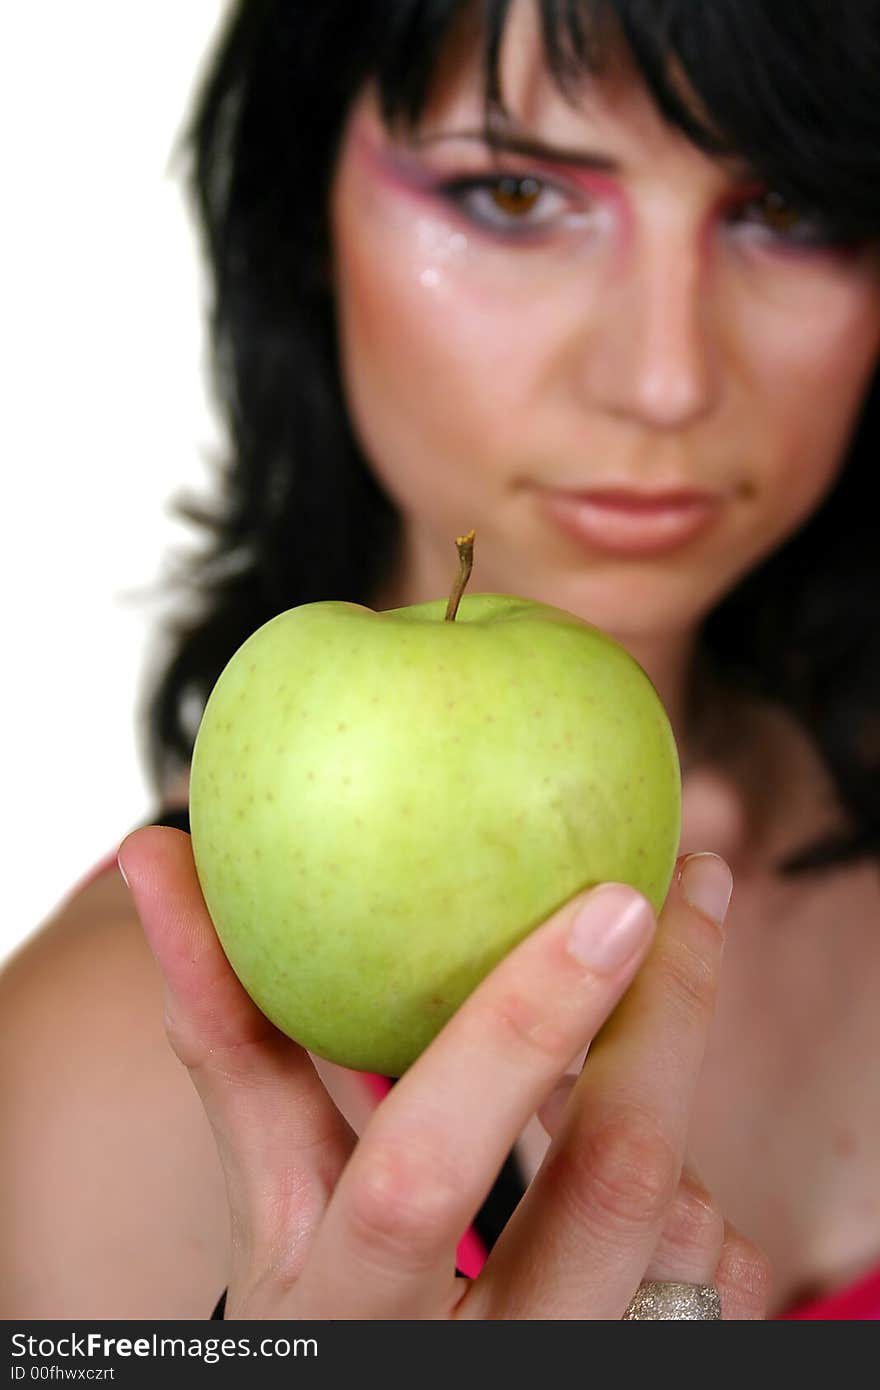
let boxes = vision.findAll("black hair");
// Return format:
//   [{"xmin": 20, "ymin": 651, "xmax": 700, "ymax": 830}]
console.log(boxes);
[{"xmin": 140, "ymin": 0, "xmax": 880, "ymax": 874}]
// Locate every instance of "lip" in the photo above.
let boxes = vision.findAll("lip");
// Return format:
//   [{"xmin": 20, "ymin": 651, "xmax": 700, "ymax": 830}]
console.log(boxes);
[{"xmin": 534, "ymin": 485, "xmax": 723, "ymax": 556}]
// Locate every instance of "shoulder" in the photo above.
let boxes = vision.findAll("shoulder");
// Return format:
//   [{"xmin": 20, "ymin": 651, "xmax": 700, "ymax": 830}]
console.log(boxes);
[
  {"xmin": 0, "ymin": 824, "xmax": 230, "ymax": 1318},
  {"xmin": 3, "ymin": 794, "xmax": 190, "ymax": 1043},
  {"xmin": 3, "ymin": 851, "xmax": 161, "ymax": 1051}
]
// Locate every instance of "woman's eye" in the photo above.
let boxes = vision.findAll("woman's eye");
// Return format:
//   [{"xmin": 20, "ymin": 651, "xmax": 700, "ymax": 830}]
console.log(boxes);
[
  {"xmin": 730, "ymin": 188, "xmax": 837, "ymax": 248},
  {"xmin": 487, "ymin": 175, "xmax": 545, "ymax": 218},
  {"xmin": 439, "ymin": 173, "xmax": 582, "ymax": 235}
]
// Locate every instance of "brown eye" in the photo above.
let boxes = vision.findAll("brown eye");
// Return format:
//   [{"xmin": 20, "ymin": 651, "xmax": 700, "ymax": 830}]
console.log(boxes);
[
  {"xmin": 490, "ymin": 175, "xmax": 544, "ymax": 217},
  {"xmin": 731, "ymin": 185, "xmax": 838, "ymax": 248},
  {"xmin": 754, "ymin": 189, "xmax": 804, "ymax": 233},
  {"xmin": 439, "ymin": 171, "xmax": 579, "ymax": 236}
]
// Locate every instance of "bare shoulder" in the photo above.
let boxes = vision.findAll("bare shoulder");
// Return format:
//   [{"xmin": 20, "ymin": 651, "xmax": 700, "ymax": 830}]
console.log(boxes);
[{"xmin": 0, "ymin": 843, "xmax": 231, "ymax": 1319}]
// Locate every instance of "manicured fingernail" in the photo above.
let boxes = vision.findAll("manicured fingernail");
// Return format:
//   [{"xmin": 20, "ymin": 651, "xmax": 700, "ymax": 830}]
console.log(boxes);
[
  {"xmin": 567, "ymin": 883, "xmax": 655, "ymax": 973},
  {"xmin": 679, "ymin": 852, "xmax": 733, "ymax": 926}
]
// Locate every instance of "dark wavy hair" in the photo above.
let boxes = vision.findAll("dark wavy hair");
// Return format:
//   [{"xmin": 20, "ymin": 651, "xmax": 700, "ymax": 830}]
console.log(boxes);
[{"xmin": 139, "ymin": 0, "xmax": 880, "ymax": 875}]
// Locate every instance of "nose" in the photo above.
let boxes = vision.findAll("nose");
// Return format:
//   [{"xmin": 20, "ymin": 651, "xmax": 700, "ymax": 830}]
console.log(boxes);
[{"xmin": 581, "ymin": 225, "xmax": 719, "ymax": 431}]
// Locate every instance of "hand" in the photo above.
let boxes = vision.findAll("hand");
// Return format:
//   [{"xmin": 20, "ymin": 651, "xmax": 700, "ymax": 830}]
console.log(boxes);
[{"xmin": 117, "ymin": 827, "xmax": 770, "ymax": 1319}]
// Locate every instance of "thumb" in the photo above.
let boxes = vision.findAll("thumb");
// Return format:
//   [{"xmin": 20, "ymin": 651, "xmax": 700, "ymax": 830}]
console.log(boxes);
[
  {"xmin": 116, "ymin": 824, "xmax": 272, "ymax": 1068},
  {"xmin": 116, "ymin": 824, "xmax": 355, "ymax": 1263}
]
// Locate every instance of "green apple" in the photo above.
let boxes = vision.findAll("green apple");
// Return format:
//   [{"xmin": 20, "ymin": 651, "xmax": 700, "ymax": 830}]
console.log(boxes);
[{"xmin": 189, "ymin": 534, "xmax": 681, "ymax": 1076}]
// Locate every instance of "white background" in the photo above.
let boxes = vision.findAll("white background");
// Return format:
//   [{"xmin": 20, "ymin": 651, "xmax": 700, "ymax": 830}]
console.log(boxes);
[{"xmin": 2, "ymin": 3, "xmax": 231, "ymax": 960}]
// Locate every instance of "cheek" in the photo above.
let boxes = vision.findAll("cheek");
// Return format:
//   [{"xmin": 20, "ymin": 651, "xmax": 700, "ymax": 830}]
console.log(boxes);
[
  {"xmin": 331, "ymin": 201, "xmax": 563, "ymax": 510},
  {"xmin": 733, "ymin": 269, "xmax": 880, "ymax": 517}
]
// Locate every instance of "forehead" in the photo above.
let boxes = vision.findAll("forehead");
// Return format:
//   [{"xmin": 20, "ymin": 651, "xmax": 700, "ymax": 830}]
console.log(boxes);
[{"xmin": 414, "ymin": 0, "xmax": 718, "ymax": 173}]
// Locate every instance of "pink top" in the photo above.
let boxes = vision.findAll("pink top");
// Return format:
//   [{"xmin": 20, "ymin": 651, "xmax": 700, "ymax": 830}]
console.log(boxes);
[
  {"xmin": 777, "ymin": 1266, "xmax": 880, "ymax": 1321},
  {"xmin": 89, "ymin": 842, "xmax": 878, "ymax": 1319}
]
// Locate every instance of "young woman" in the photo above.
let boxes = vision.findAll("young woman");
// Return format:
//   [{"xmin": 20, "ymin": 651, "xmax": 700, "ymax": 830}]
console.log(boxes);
[{"xmin": 3, "ymin": 0, "xmax": 880, "ymax": 1320}]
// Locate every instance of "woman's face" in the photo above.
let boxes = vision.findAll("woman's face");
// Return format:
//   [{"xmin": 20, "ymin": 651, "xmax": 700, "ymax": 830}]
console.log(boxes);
[{"xmin": 330, "ymin": 6, "xmax": 880, "ymax": 642}]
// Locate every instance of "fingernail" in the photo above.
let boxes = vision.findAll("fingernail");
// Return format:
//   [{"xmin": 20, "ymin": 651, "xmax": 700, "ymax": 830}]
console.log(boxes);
[
  {"xmin": 116, "ymin": 850, "xmax": 130, "ymax": 889},
  {"xmin": 679, "ymin": 852, "xmax": 733, "ymax": 926},
  {"xmin": 566, "ymin": 884, "xmax": 655, "ymax": 973}
]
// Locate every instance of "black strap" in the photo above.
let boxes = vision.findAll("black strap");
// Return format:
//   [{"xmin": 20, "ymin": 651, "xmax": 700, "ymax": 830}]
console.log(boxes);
[{"xmin": 471, "ymin": 1146, "xmax": 525, "ymax": 1250}]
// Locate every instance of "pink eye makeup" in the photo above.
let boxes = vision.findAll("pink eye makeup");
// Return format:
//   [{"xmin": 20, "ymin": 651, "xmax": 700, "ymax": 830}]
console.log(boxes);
[
  {"xmin": 427, "ymin": 170, "xmax": 606, "ymax": 240},
  {"xmin": 351, "ymin": 115, "xmax": 869, "ymax": 269},
  {"xmin": 357, "ymin": 125, "xmax": 629, "ymax": 248},
  {"xmin": 716, "ymin": 181, "xmax": 864, "ymax": 257}
]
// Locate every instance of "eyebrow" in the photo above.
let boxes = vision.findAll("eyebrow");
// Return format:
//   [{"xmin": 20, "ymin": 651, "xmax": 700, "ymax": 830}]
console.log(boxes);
[
  {"xmin": 410, "ymin": 127, "xmax": 761, "ymax": 188},
  {"xmin": 411, "ymin": 128, "xmax": 620, "ymax": 174}
]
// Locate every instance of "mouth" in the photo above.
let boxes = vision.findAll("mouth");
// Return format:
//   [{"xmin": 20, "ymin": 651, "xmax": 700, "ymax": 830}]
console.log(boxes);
[{"xmin": 532, "ymin": 483, "xmax": 724, "ymax": 556}]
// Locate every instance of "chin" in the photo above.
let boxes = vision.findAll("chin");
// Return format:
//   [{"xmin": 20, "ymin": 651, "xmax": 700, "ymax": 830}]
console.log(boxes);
[{"xmin": 524, "ymin": 573, "xmax": 715, "ymax": 641}]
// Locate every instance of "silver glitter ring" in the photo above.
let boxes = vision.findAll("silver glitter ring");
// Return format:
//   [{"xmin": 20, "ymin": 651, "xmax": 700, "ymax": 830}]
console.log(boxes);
[{"xmin": 622, "ymin": 1280, "xmax": 723, "ymax": 1320}]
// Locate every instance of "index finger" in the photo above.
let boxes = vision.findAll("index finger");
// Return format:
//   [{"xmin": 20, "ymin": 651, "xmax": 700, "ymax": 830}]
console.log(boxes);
[
  {"xmin": 297, "ymin": 879, "xmax": 657, "ymax": 1318},
  {"xmin": 465, "ymin": 851, "xmax": 732, "ymax": 1318}
]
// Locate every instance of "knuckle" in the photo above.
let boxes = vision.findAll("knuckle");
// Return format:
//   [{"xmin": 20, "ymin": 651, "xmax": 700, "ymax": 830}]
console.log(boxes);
[
  {"xmin": 471, "ymin": 987, "xmax": 576, "ymax": 1067},
  {"xmin": 345, "ymin": 1139, "xmax": 458, "ymax": 1268},
  {"xmin": 656, "ymin": 934, "xmax": 719, "ymax": 1028},
  {"xmin": 564, "ymin": 1106, "xmax": 679, "ymax": 1234},
  {"xmin": 162, "ymin": 1002, "xmax": 203, "ymax": 1070},
  {"xmin": 667, "ymin": 1174, "xmax": 725, "ymax": 1254}
]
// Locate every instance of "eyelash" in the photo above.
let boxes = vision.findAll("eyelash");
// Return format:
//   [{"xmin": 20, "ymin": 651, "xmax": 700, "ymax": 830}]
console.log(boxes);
[
  {"xmin": 435, "ymin": 173, "xmax": 592, "ymax": 239},
  {"xmin": 725, "ymin": 191, "xmax": 843, "ymax": 250},
  {"xmin": 435, "ymin": 172, "xmax": 844, "ymax": 251}
]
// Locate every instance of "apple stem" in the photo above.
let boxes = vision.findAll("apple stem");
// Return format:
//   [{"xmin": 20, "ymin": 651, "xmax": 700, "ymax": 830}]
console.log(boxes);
[{"xmin": 444, "ymin": 530, "xmax": 476, "ymax": 622}]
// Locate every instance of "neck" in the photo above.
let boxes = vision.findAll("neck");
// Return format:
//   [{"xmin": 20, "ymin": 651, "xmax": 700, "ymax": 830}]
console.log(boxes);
[{"xmin": 613, "ymin": 627, "xmax": 718, "ymax": 774}]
